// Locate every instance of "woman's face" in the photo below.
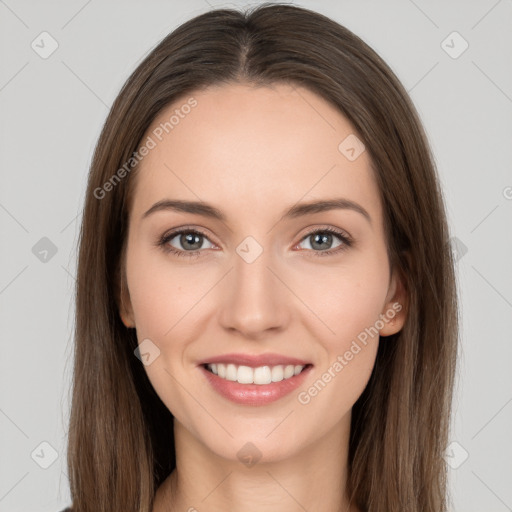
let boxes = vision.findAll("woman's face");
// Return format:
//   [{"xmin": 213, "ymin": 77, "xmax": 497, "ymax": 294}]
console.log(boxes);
[{"xmin": 120, "ymin": 82, "xmax": 407, "ymax": 463}]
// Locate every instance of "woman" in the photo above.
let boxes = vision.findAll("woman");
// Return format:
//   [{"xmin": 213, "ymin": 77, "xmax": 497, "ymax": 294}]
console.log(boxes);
[{"xmin": 63, "ymin": 3, "xmax": 458, "ymax": 511}]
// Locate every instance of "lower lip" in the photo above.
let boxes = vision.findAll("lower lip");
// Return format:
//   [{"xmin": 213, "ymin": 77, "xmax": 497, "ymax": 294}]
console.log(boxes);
[{"xmin": 199, "ymin": 364, "xmax": 313, "ymax": 406}]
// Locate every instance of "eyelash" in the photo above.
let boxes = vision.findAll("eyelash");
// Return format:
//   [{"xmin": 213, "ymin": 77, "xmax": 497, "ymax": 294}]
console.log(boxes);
[{"xmin": 156, "ymin": 225, "xmax": 353, "ymax": 259}]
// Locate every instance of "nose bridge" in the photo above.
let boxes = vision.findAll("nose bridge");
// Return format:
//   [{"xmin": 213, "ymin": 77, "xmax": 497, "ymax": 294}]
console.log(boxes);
[{"xmin": 218, "ymin": 239, "xmax": 289, "ymax": 336}]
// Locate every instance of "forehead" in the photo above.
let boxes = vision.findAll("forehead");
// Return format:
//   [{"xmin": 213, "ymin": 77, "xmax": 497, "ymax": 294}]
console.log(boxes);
[{"xmin": 130, "ymin": 82, "xmax": 381, "ymax": 227}]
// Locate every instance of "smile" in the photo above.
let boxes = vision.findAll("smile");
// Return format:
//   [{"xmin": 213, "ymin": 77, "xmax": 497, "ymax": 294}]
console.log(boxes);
[
  {"xmin": 200, "ymin": 362, "xmax": 313, "ymax": 406},
  {"xmin": 205, "ymin": 363, "xmax": 308, "ymax": 385}
]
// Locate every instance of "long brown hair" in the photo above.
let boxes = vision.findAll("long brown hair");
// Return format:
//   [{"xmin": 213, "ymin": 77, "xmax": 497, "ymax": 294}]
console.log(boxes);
[{"xmin": 67, "ymin": 3, "xmax": 459, "ymax": 511}]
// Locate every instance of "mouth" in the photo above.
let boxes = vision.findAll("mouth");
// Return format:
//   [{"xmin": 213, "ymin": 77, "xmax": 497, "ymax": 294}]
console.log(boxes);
[
  {"xmin": 202, "ymin": 362, "xmax": 313, "ymax": 385},
  {"xmin": 200, "ymin": 362, "xmax": 314, "ymax": 405}
]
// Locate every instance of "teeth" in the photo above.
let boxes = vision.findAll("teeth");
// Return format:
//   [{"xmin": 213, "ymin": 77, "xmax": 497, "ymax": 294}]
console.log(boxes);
[
  {"xmin": 271, "ymin": 365, "xmax": 283, "ymax": 382},
  {"xmin": 238, "ymin": 365, "xmax": 254, "ymax": 384},
  {"xmin": 206, "ymin": 363, "xmax": 306, "ymax": 385},
  {"xmin": 226, "ymin": 364, "xmax": 237, "ymax": 381},
  {"xmin": 254, "ymin": 366, "xmax": 272, "ymax": 384},
  {"xmin": 284, "ymin": 365, "xmax": 295, "ymax": 379}
]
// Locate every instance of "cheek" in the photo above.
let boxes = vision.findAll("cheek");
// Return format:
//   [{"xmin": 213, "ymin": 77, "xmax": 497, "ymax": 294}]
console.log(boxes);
[
  {"xmin": 126, "ymin": 245, "xmax": 205, "ymax": 338},
  {"xmin": 125, "ymin": 252, "xmax": 208, "ymax": 419},
  {"xmin": 294, "ymin": 254, "xmax": 389, "ymax": 395},
  {"xmin": 296, "ymin": 293, "xmax": 383, "ymax": 419},
  {"xmin": 297, "ymin": 252, "xmax": 390, "ymax": 346}
]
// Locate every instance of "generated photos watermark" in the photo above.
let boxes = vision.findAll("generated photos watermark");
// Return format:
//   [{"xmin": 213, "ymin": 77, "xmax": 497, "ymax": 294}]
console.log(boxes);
[
  {"xmin": 93, "ymin": 96, "xmax": 197, "ymax": 200},
  {"xmin": 297, "ymin": 301, "xmax": 403, "ymax": 405}
]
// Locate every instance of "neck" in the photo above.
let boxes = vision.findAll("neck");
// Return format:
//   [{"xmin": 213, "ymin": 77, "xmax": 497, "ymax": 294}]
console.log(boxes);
[{"xmin": 153, "ymin": 414, "xmax": 360, "ymax": 512}]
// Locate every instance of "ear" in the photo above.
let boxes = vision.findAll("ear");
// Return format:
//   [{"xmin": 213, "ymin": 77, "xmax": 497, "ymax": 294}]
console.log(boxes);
[
  {"xmin": 117, "ymin": 263, "xmax": 135, "ymax": 329},
  {"xmin": 378, "ymin": 260, "xmax": 408, "ymax": 337}
]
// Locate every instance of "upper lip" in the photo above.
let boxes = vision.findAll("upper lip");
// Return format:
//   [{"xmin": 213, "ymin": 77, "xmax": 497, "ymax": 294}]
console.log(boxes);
[{"xmin": 198, "ymin": 352, "xmax": 312, "ymax": 368}]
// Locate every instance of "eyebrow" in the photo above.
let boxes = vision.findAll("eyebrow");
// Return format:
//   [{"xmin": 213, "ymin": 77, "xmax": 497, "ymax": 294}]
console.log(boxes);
[{"xmin": 142, "ymin": 198, "xmax": 372, "ymax": 225}]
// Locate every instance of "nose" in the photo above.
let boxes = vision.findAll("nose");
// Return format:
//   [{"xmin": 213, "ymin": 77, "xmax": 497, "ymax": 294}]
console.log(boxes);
[{"xmin": 217, "ymin": 249, "xmax": 291, "ymax": 339}]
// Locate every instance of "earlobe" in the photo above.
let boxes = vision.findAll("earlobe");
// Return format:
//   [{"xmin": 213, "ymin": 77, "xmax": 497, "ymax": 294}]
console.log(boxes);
[
  {"xmin": 379, "ymin": 264, "xmax": 408, "ymax": 337},
  {"xmin": 118, "ymin": 266, "xmax": 135, "ymax": 328},
  {"xmin": 379, "ymin": 300, "xmax": 406, "ymax": 336},
  {"xmin": 120, "ymin": 311, "xmax": 135, "ymax": 328}
]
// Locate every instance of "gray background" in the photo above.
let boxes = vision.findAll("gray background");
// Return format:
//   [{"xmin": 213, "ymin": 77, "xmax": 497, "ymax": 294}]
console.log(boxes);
[{"xmin": 1, "ymin": 1, "xmax": 511, "ymax": 511}]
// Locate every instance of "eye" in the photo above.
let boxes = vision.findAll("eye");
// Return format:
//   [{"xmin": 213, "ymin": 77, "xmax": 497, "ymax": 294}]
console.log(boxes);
[
  {"xmin": 158, "ymin": 228, "xmax": 215, "ymax": 258},
  {"xmin": 157, "ymin": 226, "xmax": 353, "ymax": 259},
  {"xmin": 295, "ymin": 227, "xmax": 353, "ymax": 257}
]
